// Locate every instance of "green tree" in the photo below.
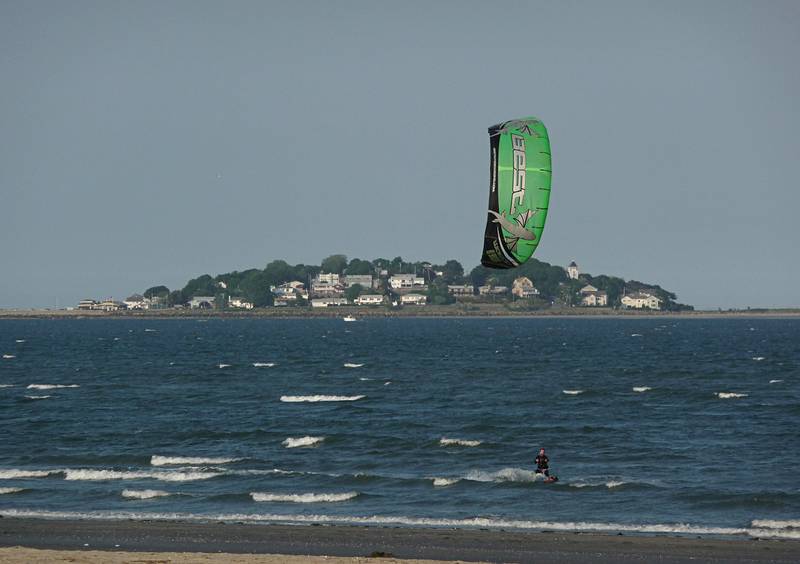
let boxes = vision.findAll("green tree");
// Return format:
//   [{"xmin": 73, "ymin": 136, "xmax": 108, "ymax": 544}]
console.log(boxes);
[
  {"xmin": 144, "ymin": 285, "xmax": 170, "ymax": 299},
  {"xmin": 437, "ymin": 259, "xmax": 464, "ymax": 284},
  {"xmin": 182, "ymin": 274, "xmax": 216, "ymax": 298},
  {"xmin": 427, "ymin": 279, "xmax": 455, "ymax": 305},
  {"xmin": 264, "ymin": 260, "xmax": 294, "ymax": 285},
  {"xmin": 345, "ymin": 283, "xmax": 364, "ymax": 302},
  {"xmin": 240, "ymin": 271, "xmax": 273, "ymax": 307},
  {"xmin": 167, "ymin": 290, "xmax": 186, "ymax": 307},
  {"xmin": 346, "ymin": 258, "xmax": 372, "ymax": 275},
  {"xmin": 321, "ymin": 254, "xmax": 348, "ymax": 274}
]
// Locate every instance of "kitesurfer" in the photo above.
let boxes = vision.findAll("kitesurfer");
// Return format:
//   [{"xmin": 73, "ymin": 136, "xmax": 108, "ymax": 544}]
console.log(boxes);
[{"xmin": 535, "ymin": 447, "xmax": 550, "ymax": 477}]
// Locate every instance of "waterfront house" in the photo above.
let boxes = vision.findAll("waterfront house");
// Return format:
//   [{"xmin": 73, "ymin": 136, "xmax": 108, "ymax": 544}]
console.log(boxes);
[
  {"xmin": 447, "ymin": 284, "xmax": 474, "ymax": 296},
  {"xmin": 311, "ymin": 273, "xmax": 344, "ymax": 297},
  {"xmin": 228, "ymin": 296, "xmax": 254, "ymax": 309},
  {"xmin": 343, "ymin": 274, "xmax": 374, "ymax": 289},
  {"xmin": 124, "ymin": 294, "xmax": 149, "ymax": 310},
  {"xmin": 400, "ymin": 293, "xmax": 427, "ymax": 305},
  {"xmin": 354, "ymin": 294, "xmax": 385, "ymax": 306},
  {"xmin": 621, "ymin": 292, "xmax": 661, "ymax": 310},
  {"xmin": 478, "ymin": 285, "xmax": 510, "ymax": 296},
  {"xmin": 310, "ymin": 297, "xmax": 349, "ymax": 308},
  {"xmin": 389, "ymin": 274, "xmax": 426, "ymax": 291},
  {"xmin": 512, "ymin": 277, "xmax": 539, "ymax": 298},
  {"xmin": 579, "ymin": 285, "xmax": 608, "ymax": 307},
  {"xmin": 97, "ymin": 299, "xmax": 127, "ymax": 312},
  {"xmin": 78, "ymin": 299, "xmax": 98, "ymax": 310}
]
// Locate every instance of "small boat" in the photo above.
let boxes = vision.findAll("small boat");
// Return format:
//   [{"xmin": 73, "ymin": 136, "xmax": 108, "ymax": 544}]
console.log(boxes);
[{"xmin": 342, "ymin": 315, "xmax": 357, "ymax": 322}]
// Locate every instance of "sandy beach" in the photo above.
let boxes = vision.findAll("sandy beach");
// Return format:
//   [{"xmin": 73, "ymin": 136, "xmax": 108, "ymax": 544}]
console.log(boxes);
[{"xmin": 1, "ymin": 518, "xmax": 798, "ymax": 563}]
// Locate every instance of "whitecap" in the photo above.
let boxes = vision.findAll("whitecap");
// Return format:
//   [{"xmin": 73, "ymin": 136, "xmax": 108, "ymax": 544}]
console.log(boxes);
[
  {"xmin": 343, "ymin": 363, "xmax": 364, "ymax": 368},
  {"xmin": 717, "ymin": 392, "xmax": 748, "ymax": 399},
  {"xmin": 250, "ymin": 491, "xmax": 358, "ymax": 503},
  {"xmin": 282, "ymin": 436, "xmax": 325, "ymax": 448},
  {"xmin": 432, "ymin": 477, "xmax": 460, "ymax": 487},
  {"xmin": 752, "ymin": 356, "xmax": 766, "ymax": 361},
  {"xmin": 630, "ymin": 333, "xmax": 643, "ymax": 337},
  {"xmin": 562, "ymin": 390, "xmax": 584, "ymax": 395},
  {"xmin": 571, "ymin": 480, "xmax": 626, "ymax": 489},
  {"xmin": 632, "ymin": 386, "xmax": 651, "ymax": 393},
  {"xmin": 0, "ymin": 384, "xmax": 14, "ymax": 388},
  {"xmin": 253, "ymin": 363, "xmax": 276, "ymax": 368},
  {"xmin": 25, "ymin": 395, "xmax": 51, "ymax": 400},
  {"xmin": 384, "ymin": 381, "xmax": 392, "ymax": 386},
  {"xmin": 358, "ymin": 377, "xmax": 372, "ymax": 381},
  {"xmin": 0, "ymin": 469, "xmax": 54, "ymax": 479},
  {"xmin": 122, "ymin": 489, "xmax": 171, "ymax": 500},
  {"xmin": 769, "ymin": 379, "xmax": 783, "ymax": 384},
  {"xmin": 0, "ymin": 487, "xmax": 24, "ymax": 495},
  {"xmin": 151, "ymin": 455, "xmax": 241, "ymax": 466},
  {"xmin": 144, "ymin": 329, "xmax": 157, "ymax": 332},
  {"xmin": 15, "ymin": 339, "xmax": 26, "ymax": 343},
  {"xmin": 280, "ymin": 395, "xmax": 365, "ymax": 403},
  {"xmin": 27, "ymin": 384, "xmax": 79, "ymax": 390},
  {"xmin": 63, "ymin": 469, "xmax": 220, "ymax": 482},
  {"xmin": 752, "ymin": 519, "xmax": 800, "ymax": 529},
  {"xmin": 2, "ymin": 355, "xmax": 15, "ymax": 359},
  {"xmin": 218, "ymin": 363, "xmax": 231, "ymax": 369},
  {"xmin": 439, "ymin": 437, "xmax": 481, "ymax": 447}
]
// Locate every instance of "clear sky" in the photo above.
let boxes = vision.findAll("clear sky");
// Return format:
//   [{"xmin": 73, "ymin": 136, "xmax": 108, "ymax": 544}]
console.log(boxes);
[{"xmin": 1, "ymin": 1, "xmax": 798, "ymax": 309}]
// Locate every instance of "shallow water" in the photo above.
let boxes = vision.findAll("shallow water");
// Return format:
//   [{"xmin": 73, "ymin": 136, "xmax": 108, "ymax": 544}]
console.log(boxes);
[{"xmin": 1, "ymin": 317, "xmax": 798, "ymax": 538}]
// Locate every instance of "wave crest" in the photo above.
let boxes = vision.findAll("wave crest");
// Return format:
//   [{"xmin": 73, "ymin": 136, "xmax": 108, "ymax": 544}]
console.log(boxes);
[
  {"xmin": 280, "ymin": 395, "xmax": 365, "ymax": 403},
  {"xmin": 282, "ymin": 436, "xmax": 325, "ymax": 448},
  {"xmin": 439, "ymin": 437, "xmax": 482, "ymax": 447},
  {"xmin": 151, "ymin": 456, "xmax": 241, "ymax": 466},
  {"xmin": 250, "ymin": 491, "xmax": 358, "ymax": 503},
  {"xmin": 122, "ymin": 489, "xmax": 171, "ymax": 500}
]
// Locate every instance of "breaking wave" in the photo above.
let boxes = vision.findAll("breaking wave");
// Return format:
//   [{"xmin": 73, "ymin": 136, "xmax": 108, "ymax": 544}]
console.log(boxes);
[
  {"xmin": 253, "ymin": 363, "xmax": 276, "ymax": 368},
  {"xmin": 282, "ymin": 436, "xmax": 325, "ymax": 448},
  {"xmin": 717, "ymin": 392, "xmax": 748, "ymax": 399},
  {"xmin": 563, "ymin": 390, "xmax": 584, "ymax": 395},
  {"xmin": 2, "ymin": 354, "xmax": 15, "ymax": 359},
  {"xmin": 280, "ymin": 395, "xmax": 365, "ymax": 403},
  {"xmin": 752, "ymin": 357, "xmax": 766, "ymax": 361},
  {"xmin": 218, "ymin": 364, "xmax": 231, "ymax": 369},
  {"xmin": 26, "ymin": 384, "xmax": 79, "ymax": 390},
  {"xmin": 432, "ymin": 478, "xmax": 460, "ymax": 487},
  {"xmin": 0, "ymin": 469, "xmax": 54, "ymax": 479},
  {"xmin": 0, "ymin": 487, "xmax": 25, "ymax": 494},
  {"xmin": 343, "ymin": 363, "xmax": 364, "ymax": 368},
  {"xmin": 151, "ymin": 456, "xmax": 242, "ymax": 466},
  {"xmin": 122, "ymin": 489, "xmax": 171, "ymax": 500},
  {"xmin": 439, "ymin": 438, "xmax": 481, "ymax": 447},
  {"xmin": 62, "ymin": 469, "xmax": 220, "ymax": 482},
  {"xmin": 24, "ymin": 395, "xmax": 51, "ymax": 400},
  {"xmin": 250, "ymin": 491, "xmax": 359, "ymax": 503},
  {"xmin": 769, "ymin": 379, "xmax": 783, "ymax": 384}
]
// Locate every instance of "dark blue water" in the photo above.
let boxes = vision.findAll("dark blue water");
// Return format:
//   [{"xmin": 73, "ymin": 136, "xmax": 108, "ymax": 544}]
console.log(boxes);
[{"xmin": 1, "ymin": 317, "xmax": 798, "ymax": 538}]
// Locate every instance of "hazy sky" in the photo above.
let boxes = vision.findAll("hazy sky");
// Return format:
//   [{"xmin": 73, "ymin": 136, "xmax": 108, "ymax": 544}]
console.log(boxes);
[{"xmin": 1, "ymin": 1, "xmax": 798, "ymax": 309}]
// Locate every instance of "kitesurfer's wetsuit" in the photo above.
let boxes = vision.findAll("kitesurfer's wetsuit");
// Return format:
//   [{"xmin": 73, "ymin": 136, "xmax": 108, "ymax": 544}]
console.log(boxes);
[{"xmin": 535, "ymin": 453, "xmax": 550, "ymax": 477}]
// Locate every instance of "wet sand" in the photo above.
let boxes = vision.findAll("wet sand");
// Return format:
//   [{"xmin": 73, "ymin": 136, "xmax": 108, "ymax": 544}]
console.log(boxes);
[{"xmin": 0, "ymin": 518, "xmax": 798, "ymax": 563}]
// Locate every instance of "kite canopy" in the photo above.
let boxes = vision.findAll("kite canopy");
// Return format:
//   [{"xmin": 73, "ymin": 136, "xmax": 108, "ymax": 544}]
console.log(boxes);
[{"xmin": 481, "ymin": 117, "xmax": 551, "ymax": 269}]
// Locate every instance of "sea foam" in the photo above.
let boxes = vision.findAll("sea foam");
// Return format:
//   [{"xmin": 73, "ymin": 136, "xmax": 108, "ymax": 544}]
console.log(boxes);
[
  {"xmin": 253, "ymin": 363, "xmax": 276, "ymax": 368},
  {"xmin": 26, "ymin": 384, "xmax": 79, "ymax": 390},
  {"xmin": 282, "ymin": 436, "xmax": 325, "ymax": 448},
  {"xmin": 717, "ymin": 392, "xmax": 748, "ymax": 399},
  {"xmin": 280, "ymin": 395, "xmax": 365, "ymax": 403},
  {"xmin": 464, "ymin": 467, "xmax": 540, "ymax": 483},
  {"xmin": 122, "ymin": 489, "xmax": 171, "ymax": 500},
  {"xmin": 151, "ymin": 456, "xmax": 241, "ymax": 466},
  {"xmin": 7, "ymin": 508, "xmax": 797, "ymax": 538},
  {"xmin": 432, "ymin": 478, "xmax": 461, "ymax": 487},
  {"xmin": 439, "ymin": 438, "xmax": 481, "ymax": 447},
  {"xmin": 562, "ymin": 390, "xmax": 584, "ymax": 395},
  {"xmin": 250, "ymin": 491, "xmax": 358, "ymax": 503},
  {"xmin": 3, "ymin": 355, "xmax": 16, "ymax": 359},
  {"xmin": 632, "ymin": 387, "xmax": 651, "ymax": 392},
  {"xmin": 343, "ymin": 363, "xmax": 364, "ymax": 368},
  {"xmin": 769, "ymin": 379, "xmax": 783, "ymax": 384},
  {"xmin": 24, "ymin": 395, "xmax": 51, "ymax": 400}
]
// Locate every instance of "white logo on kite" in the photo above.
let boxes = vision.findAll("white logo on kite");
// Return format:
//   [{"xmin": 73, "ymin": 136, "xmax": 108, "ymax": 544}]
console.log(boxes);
[{"xmin": 488, "ymin": 209, "xmax": 537, "ymax": 252}]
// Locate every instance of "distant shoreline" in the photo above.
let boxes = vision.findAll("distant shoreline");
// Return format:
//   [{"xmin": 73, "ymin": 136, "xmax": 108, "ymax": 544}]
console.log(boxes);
[{"xmin": 1, "ymin": 305, "xmax": 799, "ymax": 319}]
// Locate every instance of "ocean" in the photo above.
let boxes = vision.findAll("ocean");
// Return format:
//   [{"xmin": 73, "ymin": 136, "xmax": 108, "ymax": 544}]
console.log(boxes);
[{"xmin": 1, "ymin": 317, "xmax": 798, "ymax": 539}]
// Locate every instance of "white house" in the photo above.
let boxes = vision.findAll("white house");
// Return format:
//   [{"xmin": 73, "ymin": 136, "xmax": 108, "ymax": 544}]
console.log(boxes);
[
  {"xmin": 189, "ymin": 296, "xmax": 216, "ymax": 309},
  {"xmin": 78, "ymin": 299, "xmax": 98, "ymax": 310},
  {"xmin": 447, "ymin": 284, "xmax": 474, "ymax": 296},
  {"xmin": 389, "ymin": 274, "xmax": 425, "ymax": 290},
  {"xmin": 401, "ymin": 293, "xmax": 427, "ymax": 305},
  {"xmin": 621, "ymin": 292, "xmax": 661, "ymax": 310},
  {"xmin": 124, "ymin": 294, "xmax": 150, "ymax": 310},
  {"xmin": 354, "ymin": 294, "xmax": 384, "ymax": 306},
  {"xmin": 311, "ymin": 273, "xmax": 344, "ymax": 297},
  {"xmin": 578, "ymin": 285, "xmax": 608, "ymax": 307},
  {"xmin": 310, "ymin": 297, "xmax": 349, "ymax": 308},
  {"xmin": 228, "ymin": 296, "xmax": 254, "ymax": 309},
  {"xmin": 512, "ymin": 277, "xmax": 539, "ymax": 298},
  {"xmin": 567, "ymin": 261, "xmax": 580, "ymax": 280}
]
